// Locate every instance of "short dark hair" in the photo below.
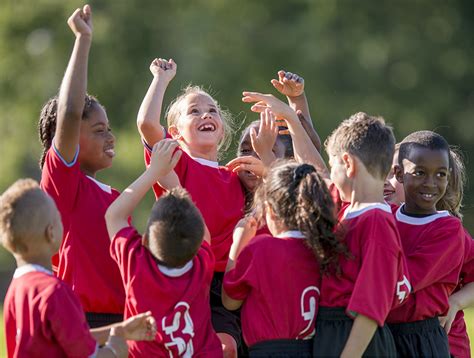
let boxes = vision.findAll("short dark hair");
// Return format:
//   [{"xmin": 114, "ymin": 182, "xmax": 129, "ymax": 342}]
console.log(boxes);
[
  {"xmin": 325, "ymin": 112, "xmax": 395, "ymax": 180},
  {"xmin": 398, "ymin": 130, "xmax": 450, "ymax": 167},
  {"xmin": 143, "ymin": 187, "xmax": 204, "ymax": 268}
]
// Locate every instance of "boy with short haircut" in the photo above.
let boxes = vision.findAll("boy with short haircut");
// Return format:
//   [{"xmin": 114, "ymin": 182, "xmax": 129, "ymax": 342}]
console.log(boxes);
[
  {"xmin": 0, "ymin": 179, "xmax": 156, "ymax": 358},
  {"xmin": 387, "ymin": 130, "xmax": 465, "ymax": 357},
  {"xmin": 313, "ymin": 113, "xmax": 410, "ymax": 357},
  {"xmin": 105, "ymin": 139, "xmax": 223, "ymax": 357}
]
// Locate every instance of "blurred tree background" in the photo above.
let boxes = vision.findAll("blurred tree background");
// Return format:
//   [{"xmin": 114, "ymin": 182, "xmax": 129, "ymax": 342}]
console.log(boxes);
[{"xmin": 0, "ymin": 0, "xmax": 473, "ymax": 274}]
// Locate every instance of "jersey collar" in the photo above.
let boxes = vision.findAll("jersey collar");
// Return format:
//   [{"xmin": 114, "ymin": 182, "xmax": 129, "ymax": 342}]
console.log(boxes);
[
  {"xmin": 14, "ymin": 264, "xmax": 52, "ymax": 279},
  {"xmin": 158, "ymin": 260, "xmax": 194, "ymax": 277},
  {"xmin": 395, "ymin": 204, "xmax": 450, "ymax": 225},
  {"xmin": 343, "ymin": 202, "xmax": 391, "ymax": 220},
  {"xmin": 275, "ymin": 230, "xmax": 305, "ymax": 239}
]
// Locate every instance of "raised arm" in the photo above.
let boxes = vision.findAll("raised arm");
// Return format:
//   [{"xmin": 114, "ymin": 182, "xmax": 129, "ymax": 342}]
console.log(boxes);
[
  {"xmin": 242, "ymin": 92, "xmax": 329, "ymax": 178},
  {"xmin": 137, "ymin": 58, "xmax": 177, "ymax": 146},
  {"xmin": 271, "ymin": 70, "xmax": 322, "ymax": 151},
  {"xmin": 54, "ymin": 5, "xmax": 92, "ymax": 163},
  {"xmin": 105, "ymin": 139, "xmax": 182, "ymax": 239}
]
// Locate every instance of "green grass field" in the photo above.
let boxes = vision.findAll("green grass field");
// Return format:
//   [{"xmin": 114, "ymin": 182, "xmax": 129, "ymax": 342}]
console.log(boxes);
[{"xmin": 0, "ymin": 306, "xmax": 473, "ymax": 356}]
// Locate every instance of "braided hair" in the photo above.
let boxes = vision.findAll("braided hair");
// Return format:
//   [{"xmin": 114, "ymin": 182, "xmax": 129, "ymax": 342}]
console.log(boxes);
[
  {"xmin": 38, "ymin": 94, "xmax": 99, "ymax": 169},
  {"xmin": 255, "ymin": 160, "xmax": 348, "ymax": 274}
]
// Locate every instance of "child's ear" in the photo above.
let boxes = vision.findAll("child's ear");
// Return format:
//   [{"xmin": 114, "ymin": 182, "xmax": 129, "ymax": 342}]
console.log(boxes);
[
  {"xmin": 394, "ymin": 165, "xmax": 404, "ymax": 183},
  {"xmin": 342, "ymin": 152, "xmax": 356, "ymax": 178},
  {"xmin": 168, "ymin": 125, "xmax": 181, "ymax": 140},
  {"xmin": 44, "ymin": 223, "xmax": 54, "ymax": 244}
]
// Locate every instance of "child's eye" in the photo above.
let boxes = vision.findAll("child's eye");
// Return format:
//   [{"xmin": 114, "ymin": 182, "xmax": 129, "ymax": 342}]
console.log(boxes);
[
  {"xmin": 210, "ymin": 108, "xmax": 217, "ymax": 113},
  {"xmin": 437, "ymin": 172, "xmax": 447, "ymax": 178},
  {"xmin": 190, "ymin": 108, "xmax": 199, "ymax": 114},
  {"xmin": 414, "ymin": 170, "xmax": 424, "ymax": 176}
]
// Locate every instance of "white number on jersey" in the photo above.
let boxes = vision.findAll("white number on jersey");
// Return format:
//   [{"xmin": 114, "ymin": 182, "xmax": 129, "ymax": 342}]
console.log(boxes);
[
  {"xmin": 162, "ymin": 302, "xmax": 194, "ymax": 357},
  {"xmin": 297, "ymin": 286, "xmax": 320, "ymax": 339}
]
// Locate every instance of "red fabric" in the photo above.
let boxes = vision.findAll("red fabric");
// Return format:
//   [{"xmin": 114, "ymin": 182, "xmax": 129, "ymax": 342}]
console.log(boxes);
[
  {"xmin": 144, "ymin": 139, "xmax": 245, "ymax": 272},
  {"xmin": 110, "ymin": 226, "xmax": 222, "ymax": 357},
  {"xmin": 4, "ymin": 271, "xmax": 96, "ymax": 358},
  {"xmin": 387, "ymin": 207, "xmax": 464, "ymax": 323},
  {"xmin": 40, "ymin": 146, "xmax": 125, "ymax": 314},
  {"xmin": 223, "ymin": 234, "xmax": 321, "ymax": 347},
  {"xmin": 320, "ymin": 204, "xmax": 410, "ymax": 326},
  {"xmin": 448, "ymin": 229, "xmax": 474, "ymax": 358}
]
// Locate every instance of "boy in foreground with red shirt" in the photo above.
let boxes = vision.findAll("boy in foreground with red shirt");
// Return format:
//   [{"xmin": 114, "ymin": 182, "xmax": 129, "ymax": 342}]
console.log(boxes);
[
  {"xmin": 105, "ymin": 139, "xmax": 223, "ymax": 357},
  {"xmin": 0, "ymin": 179, "xmax": 156, "ymax": 358}
]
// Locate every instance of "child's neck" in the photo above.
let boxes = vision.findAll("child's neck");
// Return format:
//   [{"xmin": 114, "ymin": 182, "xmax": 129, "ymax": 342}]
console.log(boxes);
[
  {"xmin": 15, "ymin": 254, "xmax": 52, "ymax": 271},
  {"xmin": 347, "ymin": 175, "xmax": 385, "ymax": 211},
  {"xmin": 183, "ymin": 143, "xmax": 218, "ymax": 162}
]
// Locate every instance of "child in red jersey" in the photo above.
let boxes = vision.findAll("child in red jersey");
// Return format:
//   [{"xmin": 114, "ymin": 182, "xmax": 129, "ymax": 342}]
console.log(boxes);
[
  {"xmin": 38, "ymin": 5, "xmax": 125, "ymax": 328},
  {"xmin": 387, "ymin": 130, "xmax": 466, "ymax": 357},
  {"xmin": 385, "ymin": 141, "xmax": 474, "ymax": 357},
  {"xmin": 105, "ymin": 140, "xmax": 223, "ymax": 357},
  {"xmin": 307, "ymin": 113, "xmax": 409, "ymax": 357},
  {"xmin": 0, "ymin": 179, "xmax": 157, "ymax": 358},
  {"xmin": 222, "ymin": 161, "xmax": 346, "ymax": 357},
  {"xmin": 137, "ymin": 59, "xmax": 244, "ymax": 356}
]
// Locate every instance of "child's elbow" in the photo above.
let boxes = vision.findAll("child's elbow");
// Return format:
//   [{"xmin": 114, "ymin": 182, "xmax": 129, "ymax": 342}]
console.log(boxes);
[{"xmin": 221, "ymin": 292, "xmax": 242, "ymax": 311}]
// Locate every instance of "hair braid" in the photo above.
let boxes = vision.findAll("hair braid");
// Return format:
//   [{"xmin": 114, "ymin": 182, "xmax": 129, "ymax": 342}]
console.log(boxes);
[{"xmin": 38, "ymin": 96, "xmax": 59, "ymax": 169}]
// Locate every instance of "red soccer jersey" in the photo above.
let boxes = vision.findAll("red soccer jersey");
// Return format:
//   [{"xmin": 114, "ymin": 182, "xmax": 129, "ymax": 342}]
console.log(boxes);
[
  {"xmin": 4, "ymin": 265, "xmax": 97, "ymax": 358},
  {"xmin": 223, "ymin": 232, "xmax": 321, "ymax": 347},
  {"xmin": 320, "ymin": 203, "xmax": 411, "ymax": 326},
  {"xmin": 448, "ymin": 229, "xmax": 474, "ymax": 358},
  {"xmin": 144, "ymin": 140, "xmax": 245, "ymax": 272},
  {"xmin": 40, "ymin": 146, "xmax": 125, "ymax": 314},
  {"xmin": 110, "ymin": 226, "xmax": 223, "ymax": 357},
  {"xmin": 386, "ymin": 206, "xmax": 465, "ymax": 323}
]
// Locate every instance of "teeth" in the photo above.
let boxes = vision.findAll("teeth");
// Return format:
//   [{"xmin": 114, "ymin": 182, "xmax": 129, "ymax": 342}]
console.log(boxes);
[
  {"xmin": 198, "ymin": 123, "xmax": 216, "ymax": 131},
  {"xmin": 105, "ymin": 149, "xmax": 115, "ymax": 157},
  {"xmin": 421, "ymin": 193, "xmax": 434, "ymax": 198}
]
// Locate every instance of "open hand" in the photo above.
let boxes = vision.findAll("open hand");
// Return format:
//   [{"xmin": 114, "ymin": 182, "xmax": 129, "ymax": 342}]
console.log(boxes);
[
  {"xmin": 242, "ymin": 91, "xmax": 298, "ymax": 124},
  {"xmin": 67, "ymin": 4, "xmax": 92, "ymax": 37},
  {"xmin": 226, "ymin": 156, "xmax": 266, "ymax": 178},
  {"xmin": 271, "ymin": 70, "xmax": 305, "ymax": 98},
  {"xmin": 150, "ymin": 58, "xmax": 177, "ymax": 83}
]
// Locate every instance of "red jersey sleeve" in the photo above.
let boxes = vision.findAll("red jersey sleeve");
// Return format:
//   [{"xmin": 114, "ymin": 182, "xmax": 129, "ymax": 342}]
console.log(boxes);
[
  {"xmin": 461, "ymin": 230, "xmax": 474, "ymax": 283},
  {"xmin": 198, "ymin": 241, "xmax": 216, "ymax": 283},
  {"xmin": 47, "ymin": 283, "xmax": 97, "ymax": 357},
  {"xmin": 223, "ymin": 239, "xmax": 259, "ymax": 301},
  {"xmin": 408, "ymin": 219, "xmax": 464, "ymax": 292},
  {"xmin": 110, "ymin": 226, "xmax": 142, "ymax": 285},
  {"xmin": 40, "ymin": 144, "xmax": 81, "ymax": 214},
  {"xmin": 347, "ymin": 214, "xmax": 402, "ymax": 326}
]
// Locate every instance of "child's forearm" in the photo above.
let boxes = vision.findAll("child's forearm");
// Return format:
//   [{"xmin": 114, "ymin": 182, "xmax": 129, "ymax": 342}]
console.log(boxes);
[
  {"xmin": 105, "ymin": 168, "xmax": 158, "ymax": 237},
  {"xmin": 340, "ymin": 314, "xmax": 378, "ymax": 358},
  {"xmin": 137, "ymin": 77, "xmax": 168, "ymax": 146},
  {"xmin": 287, "ymin": 93, "xmax": 312, "ymax": 125},
  {"xmin": 450, "ymin": 282, "xmax": 474, "ymax": 311},
  {"xmin": 285, "ymin": 115, "xmax": 329, "ymax": 178},
  {"xmin": 90, "ymin": 323, "xmax": 117, "ymax": 345},
  {"xmin": 55, "ymin": 34, "xmax": 91, "ymax": 160}
]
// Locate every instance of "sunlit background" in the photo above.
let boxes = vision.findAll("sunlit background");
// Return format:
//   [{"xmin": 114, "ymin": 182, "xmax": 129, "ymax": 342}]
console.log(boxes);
[{"xmin": 0, "ymin": 0, "xmax": 473, "ymax": 354}]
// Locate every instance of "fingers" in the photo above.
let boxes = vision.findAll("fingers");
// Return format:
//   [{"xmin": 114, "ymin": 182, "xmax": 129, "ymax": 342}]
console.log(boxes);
[
  {"xmin": 242, "ymin": 91, "xmax": 268, "ymax": 103},
  {"xmin": 169, "ymin": 149, "xmax": 182, "ymax": 167},
  {"xmin": 270, "ymin": 79, "xmax": 284, "ymax": 92},
  {"xmin": 249, "ymin": 127, "xmax": 258, "ymax": 150},
  {"xmin": 83, "ymin": 4, "xmax": 91, "ymax": 22}
]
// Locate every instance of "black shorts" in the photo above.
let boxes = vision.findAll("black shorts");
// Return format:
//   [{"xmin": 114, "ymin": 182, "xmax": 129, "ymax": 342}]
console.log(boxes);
[
  {"xmin": 313, "ymin": 307, "xmax": 397, "ymax": 357},
  {"xmin": 210, "ymin": 271, "xmax": 243, "ymax": 349},
  {"xmin": 249, "ymin": 339, "xmax": 312, "ymax": 357},
  {"xmin": 388, "ymin": 316, "xmax": 450, "ymax": 357},
  {"xmin": 85, "ymin": 312, "xmax": 123, "ymax": 329}
]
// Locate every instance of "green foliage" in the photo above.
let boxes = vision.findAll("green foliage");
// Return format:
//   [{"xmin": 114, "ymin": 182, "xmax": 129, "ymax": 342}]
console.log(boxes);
[{"xmin": 0, "ymin": 0, "xmax": 473, "ymax": 271}]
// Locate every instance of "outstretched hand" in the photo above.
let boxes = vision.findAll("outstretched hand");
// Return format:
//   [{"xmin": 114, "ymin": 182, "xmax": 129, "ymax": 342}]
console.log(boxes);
[
  {"xmin": 67, "ymin": 4, "xmax": 92, "ymax": 37},
  {"xmin": 226, "ymin": 156, "xmax": 266, "ymax": 178},
  {"xmin": 271, "ymin": 70, "xmax": 305, "ymax": 98},
  {"xmin": 149, "ymin": 139, "xmax": 182, "ymax": 179},
  {"xmin": 150, "ymin": 58, "xmax": 177, "ymax": 83},
  {"xmin": 242, "ymin": 91, "xmax": 298, "ymax": 124},
  {"xmin": 120, "ymin": 311, "xmax": 157, "ymax": 341}
]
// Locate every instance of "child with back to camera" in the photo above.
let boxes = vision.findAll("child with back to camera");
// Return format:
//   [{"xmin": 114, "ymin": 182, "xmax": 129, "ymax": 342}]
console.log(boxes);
[
  {"xmin": 136, "ymin": 58, "xmax": 245, "ymax": 356},
  {"xmin": 38, "ymin": 4, "xmax": 125, "ymax": 328},
  {"xmin": 0, "ymin": 179, "xmax": 157, "ymax": 358},
  {"xmin": 386, "ymin": 131, "xmax": 467, "ymax": 357},
  {"xmin": 105, "ymin": 139, "xmax": 223, "ymax": 357},
  {"xmin": 309, "ymin": 113, "xmax": 410, "ymax": 357},
  {"xmin": 222, "ymin": 160, "xmax": 346, "ymax": 357}
]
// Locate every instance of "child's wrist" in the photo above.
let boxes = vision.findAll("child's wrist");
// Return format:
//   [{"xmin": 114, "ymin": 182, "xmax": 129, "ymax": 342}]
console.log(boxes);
[
  {"xmin": 286, "ymin": 92, "xmax": 305, "ymax": 100},
  {"xmin": 76, "ymin": 33, "xmax": 92, "ymax": 40}
]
